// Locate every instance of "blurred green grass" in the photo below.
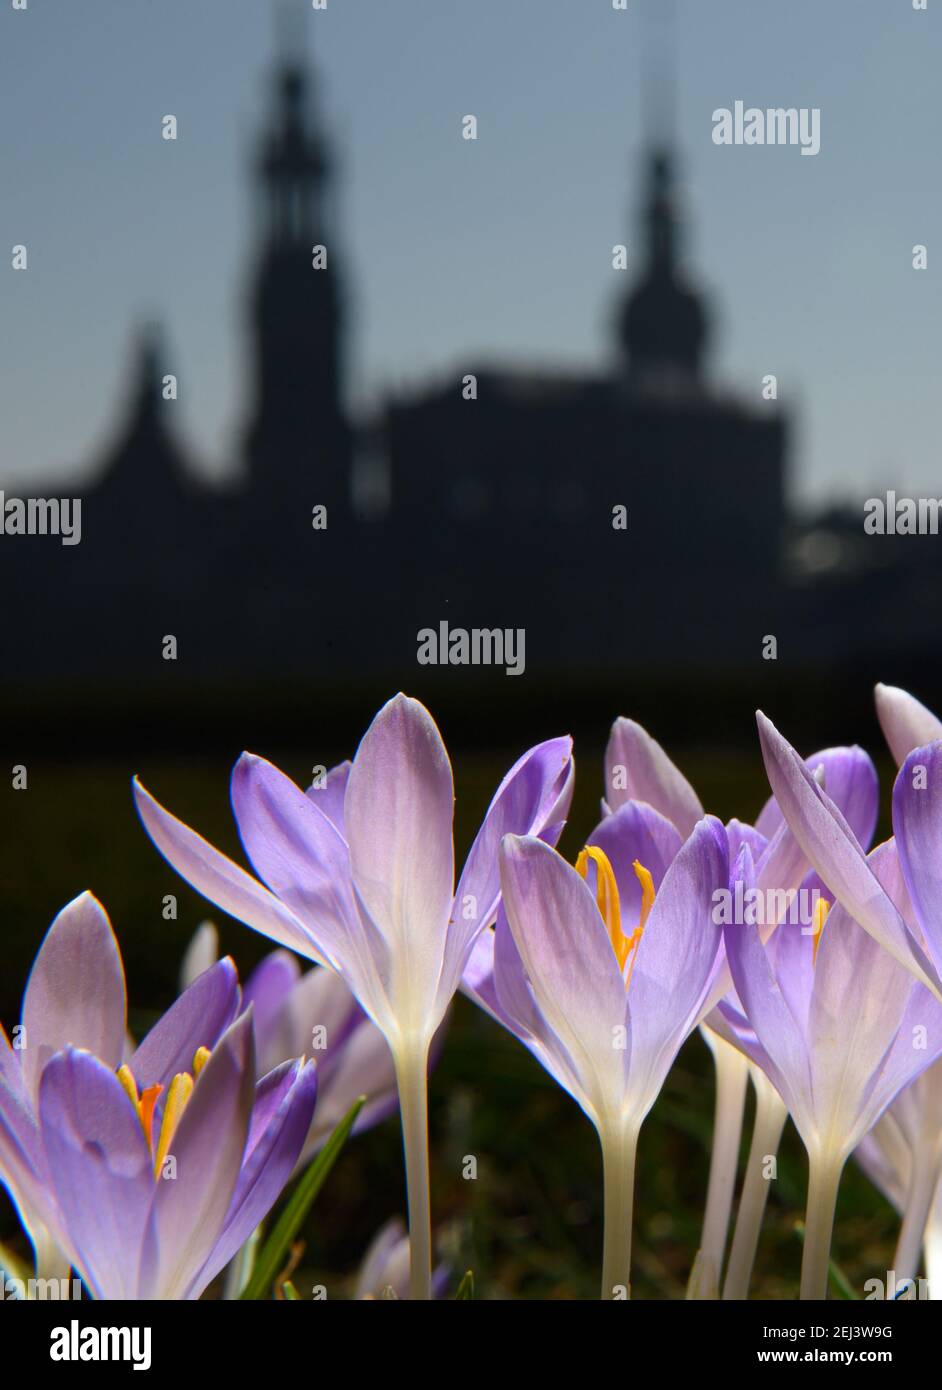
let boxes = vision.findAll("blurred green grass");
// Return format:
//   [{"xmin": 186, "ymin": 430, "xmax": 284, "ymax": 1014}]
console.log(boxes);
[{"xmin": 0, "ymin": 740, "xmax": 901, "ymax": 1299}]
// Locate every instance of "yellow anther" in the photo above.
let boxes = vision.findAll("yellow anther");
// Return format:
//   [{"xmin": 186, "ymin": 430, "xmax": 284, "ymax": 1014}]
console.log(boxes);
[
  {"xmin": 633, "ymin": 860, "xmax": 655, "ymax": 931},
  {"xmin": 117, "ymin": 1064, "xmax": 164, "ymax": 1150},
  {"xmin": 192, "ymin": 1046, "xmax": 211, "ymax": 1077},
  {"xmin": 620, "ymin": 860, "xmax": 656, "ymax": 988},
  {"xmin": 153, "ymin": 1072, "xmax": 194, "ymax": 1177},
  {"xmin": 575, "ymin": 845, "xmax": 656, "ymax": 984},
  {"xmin": 576, "ymin": 845, "xmax": 621, "ymax": 932},
  {"xmin": 576, "ymin": 844, "xmax": 634, "ymax": 970},
  {"xmin": 116, "ymin": 1063, "xmax": 140, "ymax": 1111},
  {"xmin": 811, "ymin": 897, "xmax": 830, "ymax": 964}
]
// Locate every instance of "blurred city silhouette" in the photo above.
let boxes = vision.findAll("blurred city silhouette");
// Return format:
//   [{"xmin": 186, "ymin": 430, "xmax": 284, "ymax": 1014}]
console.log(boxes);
[{"xmin": 2, "ymin": 29, "xmax": 940, "ymax": 748}]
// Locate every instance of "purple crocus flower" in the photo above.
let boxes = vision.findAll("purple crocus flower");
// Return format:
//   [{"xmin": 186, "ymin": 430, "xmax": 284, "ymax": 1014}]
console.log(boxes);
[
  {"xmin": 603, "ymin": 717, "xmax": 704, "ymax": 833},
  {"xmin": 0, "ymin": 893, "xmax": 316, "ymax": 1299},
  {"xmin": 241, "ymin": 948, "xmax": 399, "ymax": 1162},
  {"xmin": 488, "ymin": 815, "xmax": 729, "ymax": 1298},
  {"xmin": 862, "ymin": 684, "xmax": 942, "ymax": 1288},
  {"xmin": 41, "ymin": 1011, "xmax": 316, "ymax": 1300},
  {"xmin": 133, "ymin": 693, "xmax": 573, "ymax": 1298},
  {"xmin": 856, "ymin": 1113, "xmax": 910, "ymax": 1218},
  {"xmin": 875, "ymin": 683, "xmax": 942, "ymax": 768},
  {"xmin": 600, "ymin": 715, "xmax": 880, "ymax": 1011},
  {"xmin": 1, "ymin": 892, "xmax": 240, "ymax": 1280},
  {"xmin": 871, "ymin": 1057, "xmax": 942, "ymax": 1288},
  {"xmin": 854, "ymin": 1050, "xmax": 942, "ymax": 1291},
  {"xmin": 757, "ymin": 711, "xmax": 942, "ymax": 1000},
  {"xmin": 463, "ymin": 716, "xmax": 878, "ymax": 1297},
  {"xmin": 181, "ymin": 924, "xmax": 399, "ymax": 1164},
  {"xmin": 354, "ymin": 1216, "xmax": 449, "ymax": 1300},
  {"xmin": 716, "ymin": 837, "xmax": 942, "ymax": 1298}
]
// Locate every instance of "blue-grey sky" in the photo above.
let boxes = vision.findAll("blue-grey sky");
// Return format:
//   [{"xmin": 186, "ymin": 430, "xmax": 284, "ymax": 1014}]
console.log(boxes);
[{"xmin": 1, "ymin": 0, "xmax": 939, "ymax": 505}]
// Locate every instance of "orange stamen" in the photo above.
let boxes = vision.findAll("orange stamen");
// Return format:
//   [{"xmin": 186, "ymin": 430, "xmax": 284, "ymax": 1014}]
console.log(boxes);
[{"xmin": 811, "ymin": 897, "xmax": 830, "ymax": 964}]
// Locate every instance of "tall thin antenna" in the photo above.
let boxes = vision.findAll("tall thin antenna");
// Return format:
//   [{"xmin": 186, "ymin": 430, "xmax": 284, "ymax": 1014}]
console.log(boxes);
[
  {"xmin": 274, "ymin": 0, "xmax": 307, "ymax": 65},
  {"xmin": 641, "ymin": 0, "xmax": 677, "ymax": 149}
]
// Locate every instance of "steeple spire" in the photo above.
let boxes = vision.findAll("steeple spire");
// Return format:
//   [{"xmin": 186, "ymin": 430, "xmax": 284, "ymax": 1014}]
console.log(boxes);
[
  {"xmin": 645, "ymin": 148, "xmax": 680, "ymax": 273},
  {"xmin": 96, "ymin": 324, "xmax": 191, "ymax": 505},
  {"xmin": 242, "ymin": 24, "xmax": 349, "ymax": 517},
  {"xmin": 257, "ymin": 15, "xmax": 329, "ymax": 247},
  {"xmin": 641, "ymin": 0, "xmax": 677, "ymax": 152},
  {"xmin": 617, "ymin": 6, "xmax": 708, "ymax": 391}
]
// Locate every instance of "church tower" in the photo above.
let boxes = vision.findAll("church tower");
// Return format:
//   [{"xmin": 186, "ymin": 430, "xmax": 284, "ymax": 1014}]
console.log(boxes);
[
  {"xmin": 242, "ymin": 45, "xmax": 349, "ymax": 520},
  {"xmin": 618, "ymin": 148, "xmax": 709, "ymax": 391}
]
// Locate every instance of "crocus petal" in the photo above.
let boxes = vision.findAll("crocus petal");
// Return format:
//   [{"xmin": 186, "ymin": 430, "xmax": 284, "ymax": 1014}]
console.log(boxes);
[
  {"xmin": 888, "ymin": 1054, "xmax": 942, "ymax": 1150},
  {"xmin": 344, "ymin": 694, "xmax": 455, "ymax": 1034},
  {"xmin": 604, "ymin": 717, "xmax": 703, "ymax": 838},
  {"xmin": 756, "ymin": 712, "xmax": 941, "ymax": 997},
  {"xmin": 808, "ymin": 893, "xmax": 918, "ymax": 1152},
  {"xmin": 244, "ymin": 949, "xmax": 301, "ymax": 1016},
  {"xmin": 0, "ymin": 1052, "xmax": 58, "ymax": 1247},
  {"xmin": 243, "ymin": 951, "xmax": 302, "ymax": 1074},
  {"xmin": 695, "ymin": 809, "xmax": 812, "ymax": 1021},
  {"xmin": 625, "ymin": 817, "xmax": 728, "ymax": 1113},
  {"xmin": 39, "ymin": 1049, "xmax": 153, "ymax": 1300},
  {"xmin": 191, "ymin": 1058, "xmax": 318, "ymax": 1294},
  {"xmin": 876, "ymin": 683, "xmax": 942, "ymax": 767},
  {"xmin": 854, "ymin": 1114, "xmax": 909, "ymax": 1214},
  {"xmin": 305, "ymin": 759, "xmax": 351, "ymax": 833},
  {"xmin": 492, "ymin": 907, "xmax": 551, "ymax": 1041},
  {"xmin": 230, "ymin": 754, "xmax": 393, "ymax": 1028},
  {"xmin": 726, "ymin": 819, "xmax": 767, "ymax": 864},
  {"xmin": 355, "ymin": 1217, "xmax": 407, "ymax": 1300},
  {"xmin": 22, "ymin": 893, "xmax": 126, "ymax": 1102},
  {"xmin": 499, "ymin": 835, "xmax": 627, "ymax": 1121},
  {"xmin": 767, "ymin": 918, "xmax": 815, "ymax": 1037},
  {"xmin": 867, "ymin": 990, "xmax": 942, "ymax": 1144},
  {"xmin": 231, "ymin": 753, "xmax": 361, "ymax": 960},
  {"xmin": 134, "ymin": 778, "xmax": 320, "ymax": 962},
  {"xmin": 444, "ymin": 735, "xmax": 574, "ymax": 1000},
  {"xmin": 303, "ymin": 1015, "xmax": 398, "ymax": 1154},
  {"xmin": 755, "ymin": 746, "xmax": 879, "ymax": 854},
  {"xmin": 587, "ymin": 800, "xmax": 682, "ymax": 922},
  {"xmin": 705, "ymin": 1005, "xmax": 783, "ymax": 1099},
  {"xmin": 894, "ymin": 743, "xmax": 942, "ymax": 972},
  {"xmin": 0, "ymin": 1022, "xmax": 28, "ymax": 1104},
  {"xmin": 722, "ymin": 915, "xmax": 812, "ymax": 1134},
  {"xmin": 280, "ymin": 961, "xmax": 394, "ymax": 1139},
  {"xmin": 284, "ymin": 963, "xmax": 363, "ymax": 1060},
  {"xmin": 816, "ymin": 748, "xmax": 880, "ymax": 851},
  {"xmin": 492, "ymin": 906, "xmax": 593, "ymax": 1107},
  {"xmin": 141, "ymin": 1013, "xmax": 256, "ymax": 1300},
  {"xmin": 459, "ymin": 924, "xmax": 502, "ymax": 1019},
  {"xmin": 179, "ymin": 922, "xmax": 219, "ymax": 990},
  {"xmin": 128, "ymin": 958, "xmax": 240, "ymax": 1090}
]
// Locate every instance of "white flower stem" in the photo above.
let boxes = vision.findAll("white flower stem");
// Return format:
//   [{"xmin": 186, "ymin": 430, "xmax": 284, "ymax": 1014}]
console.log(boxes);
[
  {"xmin": 722, "ymin": 1069, "xmax": 787, "ymax": 1300},
  {"xmin": 394, "ymin": 1040, "xmax": 433, "ymax": 1302},
  {"xmin": 32, "ymin": 1223, "xmax": 70, "ymax": 1285},
  {"xmin": 599, "ymin": 1119, "xmax": 639, "ymax": 1300},
  {"xmin": 800, "ymin": 1150, "xmax": 845, "ymax": 1300},
  {"xmin": 693, "ymin": 1030, "xmax": 749, "ymax": 1295},
  {"xmin": 924, "ymin": 1179, "xmax": 942, "ymax": 1299},
  {"xmin": 893, "ymin": 1144, "xmax": 940, "ymax": 1288}
]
